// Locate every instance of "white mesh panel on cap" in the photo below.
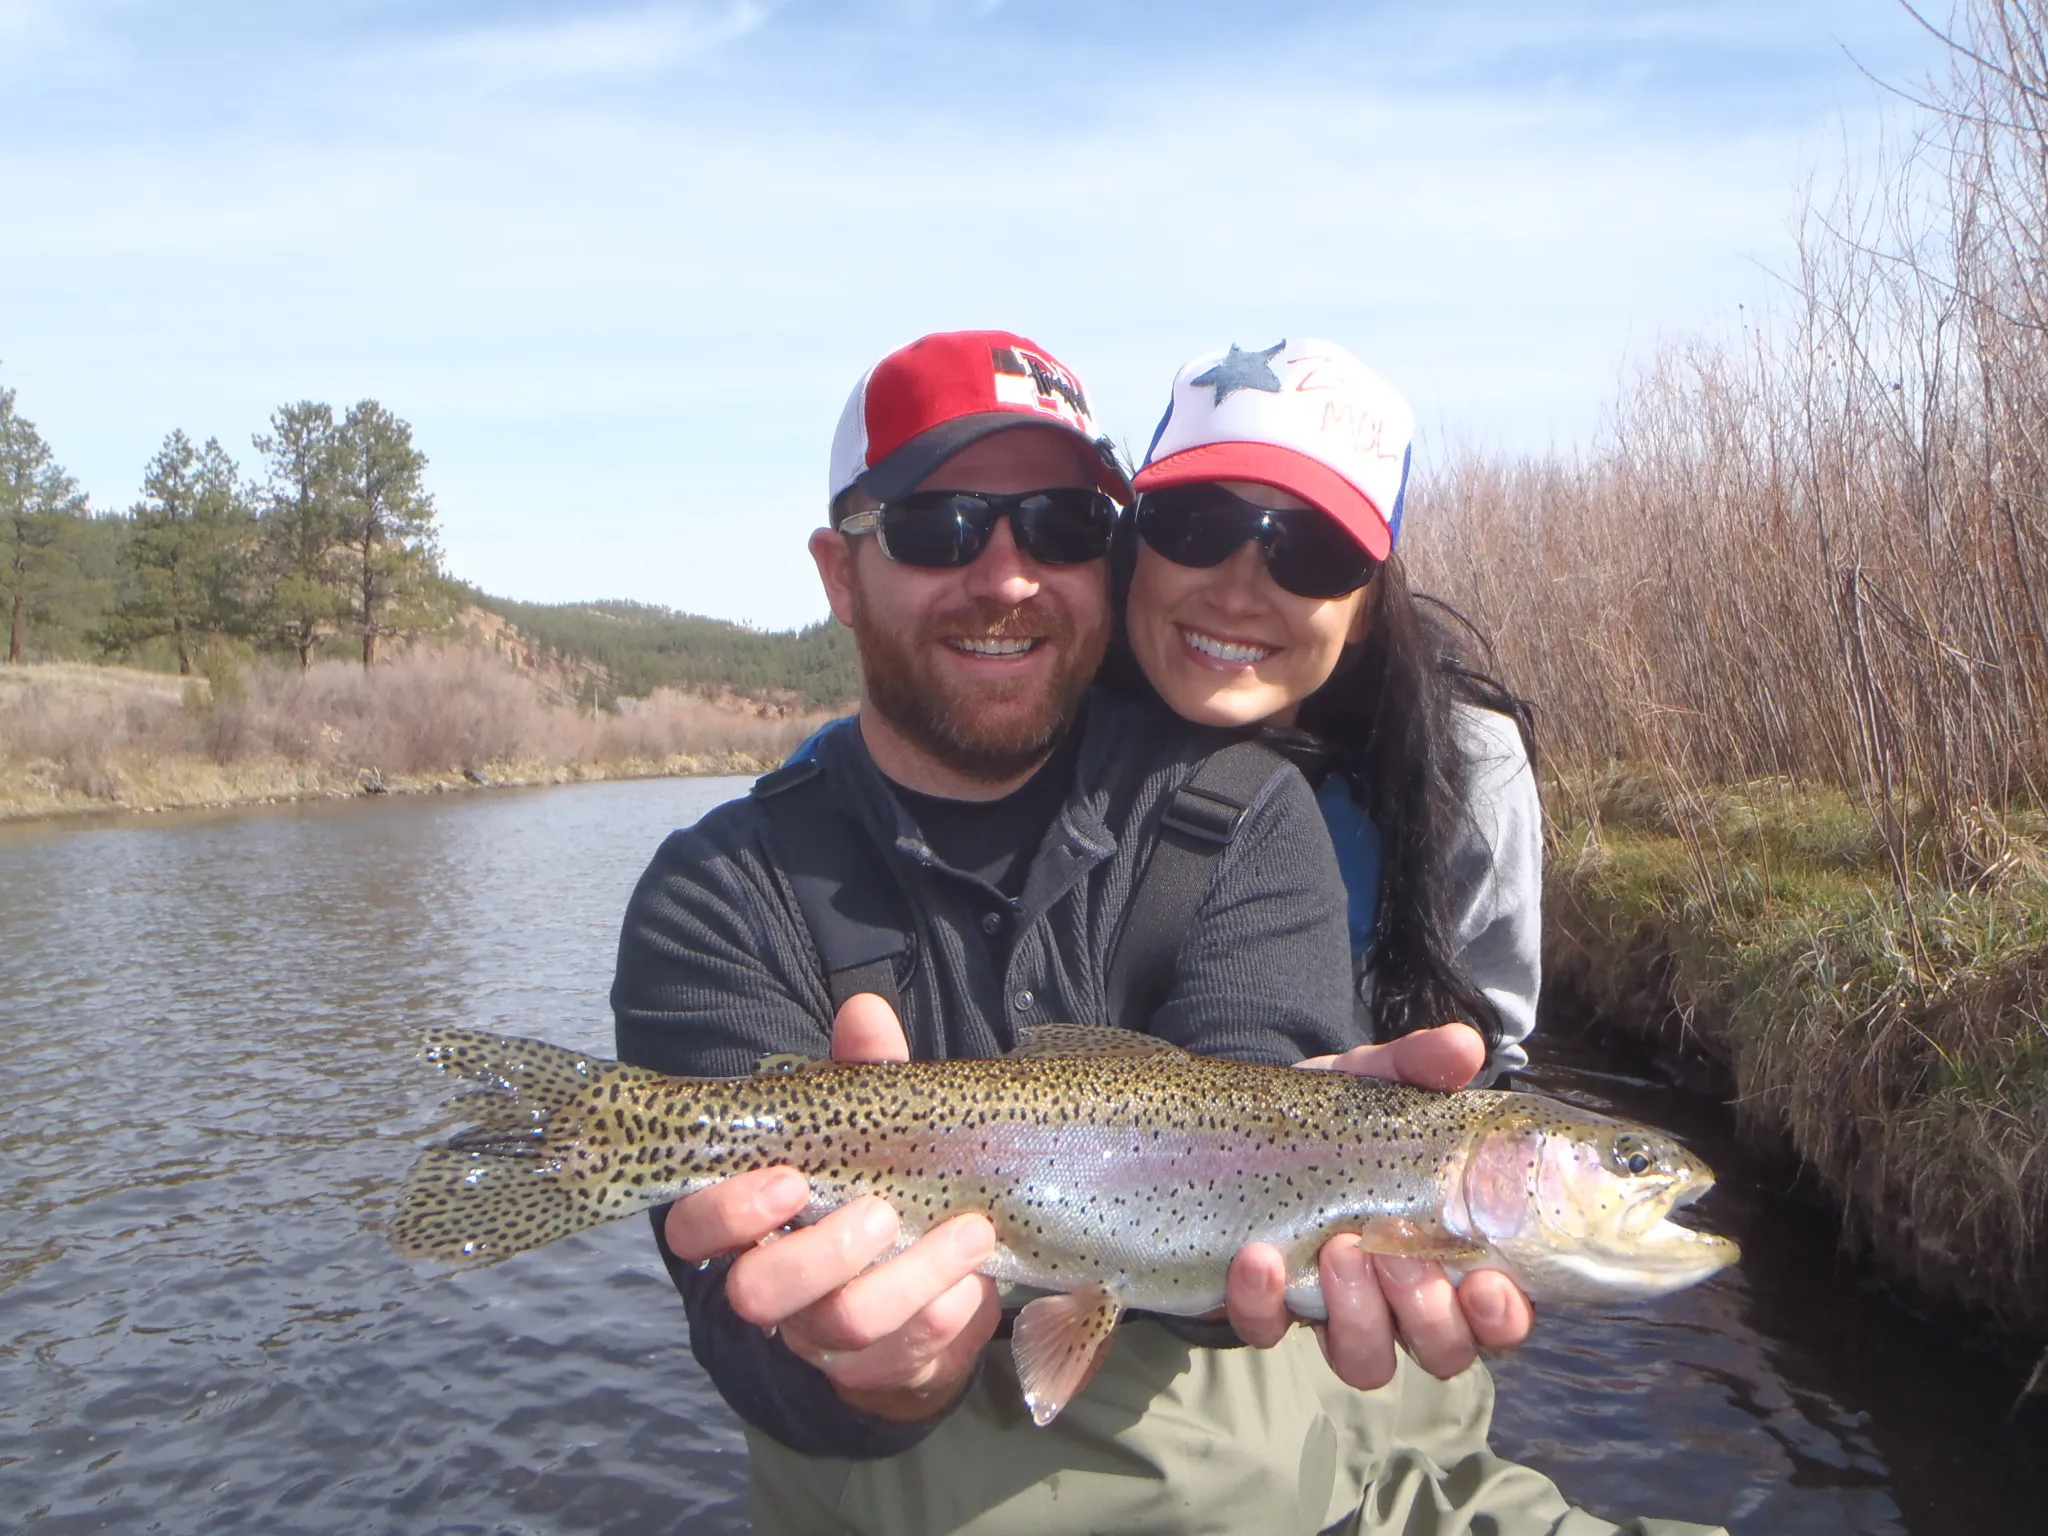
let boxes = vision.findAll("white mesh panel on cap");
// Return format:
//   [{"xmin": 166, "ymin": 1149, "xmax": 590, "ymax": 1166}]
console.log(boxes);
[
  {"xmin": 827, "ymin": 366, "xmax": 875, "ymax": 510},
  {"xmin": 1146, "ymin": 339, "xmax": 1413, "ymax": 523}
]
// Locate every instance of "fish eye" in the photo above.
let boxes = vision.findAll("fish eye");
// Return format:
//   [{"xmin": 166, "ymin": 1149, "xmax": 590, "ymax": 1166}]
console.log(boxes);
[{"xmin": 1610, "ymin": 1134, "xmax": 1656, "ymax": 1176}]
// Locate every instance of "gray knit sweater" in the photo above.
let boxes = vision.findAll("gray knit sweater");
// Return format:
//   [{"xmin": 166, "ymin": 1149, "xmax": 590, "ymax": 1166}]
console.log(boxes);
[{"xmin": 610, "ymin": 688, "xmax": 1356, "ymax": 1458}]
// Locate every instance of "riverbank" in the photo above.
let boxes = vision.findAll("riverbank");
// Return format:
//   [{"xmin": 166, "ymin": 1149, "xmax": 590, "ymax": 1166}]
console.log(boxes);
[
  {"xmin": 0, "ymin": 658, "xmax": 826, "ymax": 824},
  {"xmin": 1544, "ymin": 772, "xmax": 2048, "ymax": 1334}
]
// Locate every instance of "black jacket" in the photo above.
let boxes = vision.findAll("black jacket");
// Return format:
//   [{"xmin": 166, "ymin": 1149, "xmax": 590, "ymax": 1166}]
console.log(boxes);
[{"xmin": 610, "ymin": 688, "xmax": 1356, "ymax": 1457}]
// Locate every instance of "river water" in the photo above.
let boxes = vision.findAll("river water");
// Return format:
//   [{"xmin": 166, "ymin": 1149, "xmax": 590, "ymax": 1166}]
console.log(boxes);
[{"xmin": 1, "ymin": 776, "xmax": 2042, "ymax": 1534}]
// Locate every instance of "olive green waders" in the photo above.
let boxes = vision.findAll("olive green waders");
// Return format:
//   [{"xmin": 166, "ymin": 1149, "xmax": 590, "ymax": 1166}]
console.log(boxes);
[{"xmin": 747, "ymin": 1323, "xmax": 1728, "ymax": 1535}]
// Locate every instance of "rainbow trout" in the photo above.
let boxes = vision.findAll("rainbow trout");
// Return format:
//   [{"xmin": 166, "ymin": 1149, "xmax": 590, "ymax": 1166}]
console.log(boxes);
[{"xmin": 391, "ymin": 1023, "xmax": 1737, "ymax": 1424}]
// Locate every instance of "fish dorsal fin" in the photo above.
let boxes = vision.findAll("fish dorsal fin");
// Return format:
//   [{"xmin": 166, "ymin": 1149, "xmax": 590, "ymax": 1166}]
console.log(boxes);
[
  {"xmin": 753, "ymin": 1052, "xmax": 824, "ymax": 1077},
  {"xmin": 1011, "ymin": 1284, "xmax": 1125, "ymax": 1425},
  {"xmin": 1009, "ymin": 1024, "xmax": 1183, "ymax": 1060}
]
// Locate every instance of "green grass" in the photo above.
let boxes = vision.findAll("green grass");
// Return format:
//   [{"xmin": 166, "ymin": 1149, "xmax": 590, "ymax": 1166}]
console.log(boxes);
[{"xmin": 1549, "ymin": 773, "xmax": 2048, "ymax": 1330}]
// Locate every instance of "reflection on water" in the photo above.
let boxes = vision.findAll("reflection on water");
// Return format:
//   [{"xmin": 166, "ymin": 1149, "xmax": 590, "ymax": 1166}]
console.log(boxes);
[
  {"xmin": 2, "ymin": 778, "xmax": 2042, "ymax": 1532},
  {"xmin": 1493, "ymin": 1032, "xmax": 2048, "ymax": 1533},
  {"xmin": 1, "ymin": 780, "xmax": 754, "ymax": 1534}
]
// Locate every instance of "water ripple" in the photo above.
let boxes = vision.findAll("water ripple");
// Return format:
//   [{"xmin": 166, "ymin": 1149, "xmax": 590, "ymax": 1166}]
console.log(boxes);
[{"xmin": 4, "ymin": 778, "xmax": 2044, "ymax": 1532}]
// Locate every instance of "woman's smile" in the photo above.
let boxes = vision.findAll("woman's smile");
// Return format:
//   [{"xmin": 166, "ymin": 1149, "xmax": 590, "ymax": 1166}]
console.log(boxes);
[
  {"xmin": 1128, "ymin": 517, "xmax": 1374, "ymax": 728},
  {"xmin": 1178, "ymin": 623, "xmax": 1278, "ymax": 668}
]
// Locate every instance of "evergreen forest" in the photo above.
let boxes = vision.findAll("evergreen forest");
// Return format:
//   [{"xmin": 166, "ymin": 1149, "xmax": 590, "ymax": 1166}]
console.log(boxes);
[{"xmin": 0, "ymin": 376, "xmax": 859, "ymax": 706}]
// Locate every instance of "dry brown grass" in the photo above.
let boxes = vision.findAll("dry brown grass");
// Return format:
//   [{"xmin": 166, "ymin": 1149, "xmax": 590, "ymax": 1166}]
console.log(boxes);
[
  {"xmin": 1545, "ymin": 778, "xmax": 2048, "ymax": 1331},
  {"xmin": 1404, "ymin": 5, "xmax": 2048, "ymax": 1328},
  {"xmin": 1407, "ymin": 2, "xmax": 2048, "ymax": 892},
  {"xmin": 0, "ymin": 652, "xmax": 831, "ymax": 820}
]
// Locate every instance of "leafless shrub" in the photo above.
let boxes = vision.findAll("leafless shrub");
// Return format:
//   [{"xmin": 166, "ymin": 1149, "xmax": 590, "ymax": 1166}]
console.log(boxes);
[
  {"xmin": 1407, "ymin": 0, "xmax": 2048, "ymax": 890},
  {"xmin": 0, "ymin": 683, "xmax": 191, "ymax": 798},
  {"xmin": 3, "ymin": 652, "xmax": 829, "ymax": 791},
  {"xmin": 589, "ymin": 689, "xmax": 817, "ymax": 763}
]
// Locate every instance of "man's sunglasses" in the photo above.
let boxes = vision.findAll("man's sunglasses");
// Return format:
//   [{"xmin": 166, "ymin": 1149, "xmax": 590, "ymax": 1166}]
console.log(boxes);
[
  {"xmin": 1134, "ymin": 484, "xmax": 1382, "ymax": 599},
  {"xmin": 838, "ymin": 487, "xmax": 1116, "ymax": 569}
]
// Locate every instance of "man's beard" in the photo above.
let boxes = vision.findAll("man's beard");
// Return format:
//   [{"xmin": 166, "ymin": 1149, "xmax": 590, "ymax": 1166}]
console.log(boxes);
[{"xmin": 851, "ymin": 590, "xmax": 1108, "ymax": 784}]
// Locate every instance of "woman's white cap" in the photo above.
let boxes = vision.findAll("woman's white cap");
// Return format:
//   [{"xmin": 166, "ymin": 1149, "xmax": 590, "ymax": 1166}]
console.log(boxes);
[{"xmin": 1131, "ymin": 338, "xmax": 1414, "ymax": 560}]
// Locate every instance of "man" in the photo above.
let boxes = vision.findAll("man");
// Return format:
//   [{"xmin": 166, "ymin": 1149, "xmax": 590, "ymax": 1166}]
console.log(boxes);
[{"xmin": 612, "ymin": 331, "xmax": 1716, "ymax": 1535}]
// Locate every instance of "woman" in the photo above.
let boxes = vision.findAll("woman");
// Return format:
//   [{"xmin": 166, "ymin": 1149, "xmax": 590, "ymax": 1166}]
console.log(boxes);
[{"xmin": 1117, "ymin": 337, "xmax": 1541, "ymax": 1083}]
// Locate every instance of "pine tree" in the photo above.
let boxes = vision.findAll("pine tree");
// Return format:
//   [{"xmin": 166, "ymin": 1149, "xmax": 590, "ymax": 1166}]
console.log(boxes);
[
  {"xmin": 0, "ymin": 378, "xmax": 89, "ymax": 665},
  {"xmin": 190, "ymin": 437, "xmax": 256, "ymax": 640},
  {"xmin": 337, "ymin": 401, "xmax": 439, "ymax": 666},
  {"xmin": 107, "ymin": 431, "xmax": 256, "ymax": 672},
  {"xmin": 254, "ymin": 402, "xmax": 347, "ymax": 670}
]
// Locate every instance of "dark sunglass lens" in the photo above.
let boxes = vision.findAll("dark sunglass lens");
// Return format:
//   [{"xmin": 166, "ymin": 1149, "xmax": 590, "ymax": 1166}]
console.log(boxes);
[
  {"xmin": 879, "ymin": 493, "xmax": 993, "ymax": 567},
  {"xmin": 1014, "ymin": 490, "xmax": 1114, "ymax": 563},
  {"xmin": 1137, "ymin": 487, "xmax": 1256, "ymax": 568},
  {"xmin": 1264, "ymin": 511, "xmax": 1376, "ymax": 597}
]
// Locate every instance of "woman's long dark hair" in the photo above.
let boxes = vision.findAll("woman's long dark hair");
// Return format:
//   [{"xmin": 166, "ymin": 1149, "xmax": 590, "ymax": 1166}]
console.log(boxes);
[
  {"xmin": 1109, "ymin": 523, "xmax": 1535, "ymax": 1054},
  {"xmin": 1292, "ymin": 556, "xmax": 1534, "ymax": 1054}
]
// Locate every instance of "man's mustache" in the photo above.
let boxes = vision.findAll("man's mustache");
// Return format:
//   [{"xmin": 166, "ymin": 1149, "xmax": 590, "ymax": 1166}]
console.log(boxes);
[{"xmin": 930, "ymin": 602, "xmax": 1071, "ymax": 642}]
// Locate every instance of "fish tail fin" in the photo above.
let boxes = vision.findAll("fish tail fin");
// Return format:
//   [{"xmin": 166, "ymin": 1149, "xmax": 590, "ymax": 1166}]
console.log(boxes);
[
  {"xmin": 417, "ymin": 1025, "xmax": 603, "ymax": 1115},
  {"xmin": 389, "ymin": 1028, "xmax": 642, "ymax": 1266},
  {"xmin": 389, "ymin": 1140, "xmax": 609, "ymax": 1264}
]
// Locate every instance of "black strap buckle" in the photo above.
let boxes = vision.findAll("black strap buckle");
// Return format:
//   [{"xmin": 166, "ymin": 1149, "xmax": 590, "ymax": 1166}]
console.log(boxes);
[{"xmin": 1159, "ymin": 785, "xmax": 1248, "ymax": 844}]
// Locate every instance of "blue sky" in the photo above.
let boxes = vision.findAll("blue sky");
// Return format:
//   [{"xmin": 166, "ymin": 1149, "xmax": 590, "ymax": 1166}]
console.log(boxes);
[{"xmin": 0, "ymin": 1, "xmax": 1944, "ymax": 629}]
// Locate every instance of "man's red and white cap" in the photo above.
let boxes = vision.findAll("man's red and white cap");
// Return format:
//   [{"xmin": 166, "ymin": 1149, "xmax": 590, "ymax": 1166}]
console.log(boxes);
[
  {"xmin": 829, "ymin": 330, "xmax": 1131, "ymax": 520},
  {"xmin": 1132, "ymin": 338, "xmax": 1415, "ymax": 561}
]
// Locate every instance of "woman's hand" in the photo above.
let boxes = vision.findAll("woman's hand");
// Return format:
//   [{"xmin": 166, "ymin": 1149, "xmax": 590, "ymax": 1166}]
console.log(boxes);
[
  {"xmin": 1296, "ymin": 1020, "xmax": 1488, "ymax": 1091},
  {"xmin": 1224, "ymin": 1022, "xmax": 1537, "ymax": 1389}
]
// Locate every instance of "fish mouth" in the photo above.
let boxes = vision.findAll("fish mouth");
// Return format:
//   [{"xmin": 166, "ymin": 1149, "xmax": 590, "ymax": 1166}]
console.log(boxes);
[{"xmin": 1616, "ymin": 1170, "xmax": 1737, "ymax": 1267}]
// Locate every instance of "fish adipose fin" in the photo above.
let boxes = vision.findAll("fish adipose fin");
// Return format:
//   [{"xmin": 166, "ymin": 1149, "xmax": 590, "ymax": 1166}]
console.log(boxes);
[
  {"xmin": 1009, "ymin": 1024, "xmax": 1181, "ymax": 1060},
  {"xmin": 1353, "ymin": 1215, "xmax": 1487, "ymax": 1263},
  {"xmin": 1012, "ymin": 1283, "xmax": 1125, "ymax": 1426},
  {"xmin": 390, "ymin": 1028, "xmax": 643, "ymax": 1265}
]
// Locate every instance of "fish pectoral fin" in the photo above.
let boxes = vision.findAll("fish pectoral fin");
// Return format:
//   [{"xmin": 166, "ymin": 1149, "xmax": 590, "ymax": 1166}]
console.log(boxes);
[
  {"xmin": 1011, "ymin": 1284, "xmax": 1125, "ymax": 1426},
  {"xmin": 1351, "ymin": 1216, "xmax": 1488, "ymax": 1263},
  {"xmin": 1009, "ymin": 1024, "xmax": 1182, "ymax": 1060}
]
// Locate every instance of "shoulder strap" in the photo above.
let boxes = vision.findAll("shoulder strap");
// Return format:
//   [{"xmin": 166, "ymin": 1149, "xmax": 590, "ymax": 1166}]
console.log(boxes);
[
  {"xmin": 751, "ymin": 757, "xmax": 911, "ymax": 1017},
  {"xmin": 1106, "ymin": 738, "xmax": 1288, "ymax": 1030}
]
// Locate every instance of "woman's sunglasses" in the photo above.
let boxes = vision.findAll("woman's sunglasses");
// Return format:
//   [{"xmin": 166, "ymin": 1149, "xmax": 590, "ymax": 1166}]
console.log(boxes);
[
  {"xmin": 838, "ymin": 488, "xmax": 1116, "ymax": 569},
  {"xmin": 1134, "ymin": 484, "xmax": 1382, "ymax": 599}
]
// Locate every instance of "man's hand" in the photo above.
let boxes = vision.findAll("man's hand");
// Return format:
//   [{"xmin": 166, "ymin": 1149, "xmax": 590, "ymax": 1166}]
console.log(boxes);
[
  {"xmin": 1224, "ymin": 1022, "xmax": 1536, "ymax": 1389},
  {"xmin": 661, "ymin": 994, "xmax": 1002, "ymax": 1422}
]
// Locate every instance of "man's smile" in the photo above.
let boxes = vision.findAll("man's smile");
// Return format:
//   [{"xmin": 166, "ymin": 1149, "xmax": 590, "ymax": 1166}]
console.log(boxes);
[{"xmin": 945, "ymin": 636, "xmax": 1042, "ymax": 659}]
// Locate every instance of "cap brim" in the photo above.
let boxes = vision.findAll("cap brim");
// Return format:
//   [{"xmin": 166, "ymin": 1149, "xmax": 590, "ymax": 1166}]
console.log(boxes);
[
  {"xmin": 857, "ymin": 412, "xmax": 1132, "ymax": 506},
  {"xmin": 1131, "ymin": 442, "xmax": 1392, "ymax": 562}
]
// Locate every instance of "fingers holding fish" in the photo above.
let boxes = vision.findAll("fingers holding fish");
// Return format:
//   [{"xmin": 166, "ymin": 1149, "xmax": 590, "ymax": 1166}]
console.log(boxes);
[
  {"xmin": 830, "ymin": 991, "xmax": 913, "ymax": 1063},
  {"xmin": 724, "ymin": 1196, "xmax": 903, "ymax": 1326},
  {"xmin": 1372, "ymin": 1254, "xmax": 1478, "ymax": 1380},
  {"xmin": 662, "ymin": 1166, "xmax": 812, "ymax": 1263},
  {"xmin": 1297, "ymin": 1022, "xmax": 1487, "ymax": 1092},
  {"xmin": 1314, "ymin": 1235, "xmax": 1398, "ymax": 1390},
  {"xmin": 1456, "ymin": 1269, "xmax": 1535, "ymax": 1353},
  {"xmin": 778, "ymin": 1213, "xmax": 998, "ymax": 1353},
  {"xmin": 788, "ymin": 1272, "xmax": 1003, "ymax": 1419},
  {"xmin": 1223, "ymin": 1243, "xmax": 1294, "ymax": 1349}
]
